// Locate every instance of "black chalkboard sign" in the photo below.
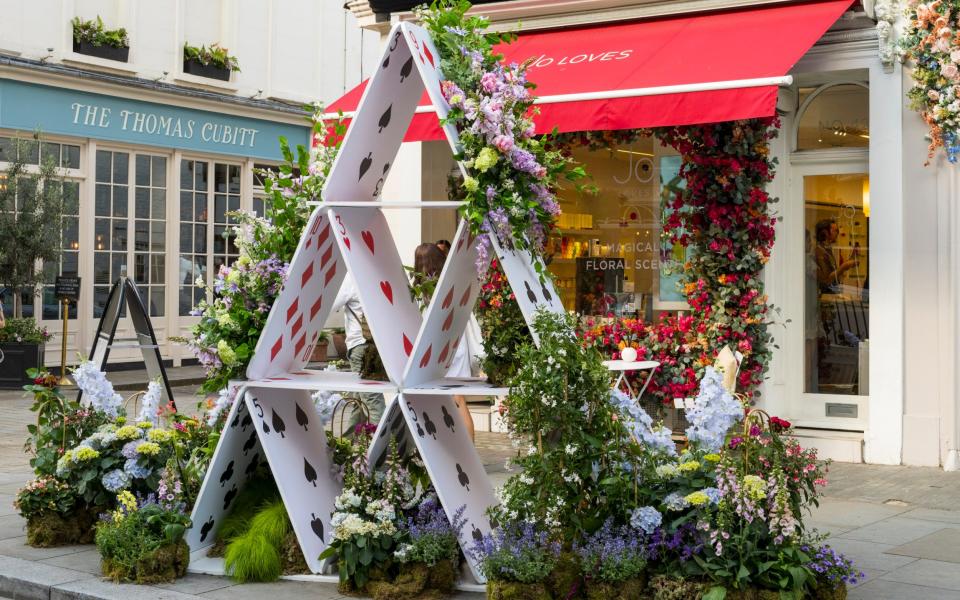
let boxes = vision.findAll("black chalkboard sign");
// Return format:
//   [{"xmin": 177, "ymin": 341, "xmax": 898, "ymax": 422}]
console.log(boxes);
[{"xmin": 54, "ymin": 276, "xmax": 81, "ymax": 302}]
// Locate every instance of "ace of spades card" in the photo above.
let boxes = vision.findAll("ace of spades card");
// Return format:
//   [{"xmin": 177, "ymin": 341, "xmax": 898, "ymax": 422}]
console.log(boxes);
[
  {"xmin": 187, "ymin": 393, "xmax": 264, "ymax": 552},
  {"xmin": 403, "ymin": 219, "xmax": 487, "ymax": 386},
  {"xmin": 329, "ymin": 207, "xmax": 423, "ymax": 384},
  {"xmin": 489, "ymin": 233, "xmax": 564, "ymax": 344},
  {"xmin": 398, "ymin": 393, "xmax": 497, "ymax": 583},
  {"xmin": 244, "ymin": 388, "xmax": 342, "ymax": 572},
  {"xmin": 322, "ymin": 25, "xmax": 425, "ymax": 203},
  {"xmin": 247, "ymin": 208, "xmax": 346, "ymax": 380}
]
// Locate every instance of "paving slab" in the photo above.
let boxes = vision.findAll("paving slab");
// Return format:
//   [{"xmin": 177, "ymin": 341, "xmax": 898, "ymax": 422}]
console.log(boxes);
[
  {"xmin": 807, "ymin": 498, "xmax": 910, "ymax": 529},
  {"xmin": 887, "ymin": 528, "xmax": 960, "ymax": 564},
  {"xmin": 879, "ymin": 558, "xmax": 960, "ymax": 591},
  {"xmin": 0, "ymin": 536, "xmax": 90, "ymax": 560},
  {"xmin": 0, "ymin": 514, "xmax": 26, "ymax": 541},
  {"xmin": 196, "ymin": 579, "xmax": 349, "ymax": 600},
  {"xmin": 0, "ymin": 554, "xmax": 93, "ymax": 600},
  {"xmin": 51, "ymin": 578, "xmax": 199, "ymax": 600},
  {"xmin": 820, "ymin": 537, "xmax": 919, "ymax": 572},
  {"xmin": 838, "ymin": 516, "xmax": 957, "ymax": 546},
  {"xmin": 849, "ymin": 578, "xmax": 960, "ymax": 599},
  {"xmin": 153, "ymin": 574, "xmax": 237, "ymax": 595},
  {"xmin": 41, "ymin": 548, "xmax": 104, "ymax": 575},
  {"xmin": 900, "ymin": 507, "xmax": 960, "ymax": 524}
]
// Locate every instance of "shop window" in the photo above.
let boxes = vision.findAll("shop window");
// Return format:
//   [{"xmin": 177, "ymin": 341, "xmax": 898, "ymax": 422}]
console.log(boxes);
[
  {"xmin": 213, "ymin": 163, "xmax": 241, "ymax": 271},
  {"xmin": 803, "ymin": 173, "xmax": 869, "ymax": 396},
  {"xmin": 0, "ymin": 136, "xmax": 39, "ymax": 165},
  {"xmin": 134, "ymin": 155, "xmax": 167, "ymax": 317},
  {"xmin": 796, "ymin": 83, "xmax": 869, "ymax": 151},
  {"xmin": 548, "ymin": 135, "xmax": 675, "ymax": 318},
  {"xmin": 93, "ymin": 150, "xmax": 130, "ymax": 318},
  {"xmin": 41, "ymin": 180, "xmax": 80, "ymax": 320}
]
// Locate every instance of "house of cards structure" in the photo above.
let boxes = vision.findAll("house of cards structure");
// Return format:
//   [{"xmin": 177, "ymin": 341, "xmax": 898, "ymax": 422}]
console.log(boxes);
[{"xmin": 186, "ymin": 22, "xmax": 563, "ymax": 583}]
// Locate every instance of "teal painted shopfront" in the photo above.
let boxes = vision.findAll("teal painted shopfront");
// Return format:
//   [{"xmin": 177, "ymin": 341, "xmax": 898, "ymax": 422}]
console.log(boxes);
[{"xmin": 0, "ymin": 76, "xmax": 310, "ymax": 367}]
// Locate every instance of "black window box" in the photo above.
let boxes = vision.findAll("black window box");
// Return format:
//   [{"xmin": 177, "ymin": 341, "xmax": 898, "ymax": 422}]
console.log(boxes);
[
  {"xmin": 0, "ymin": 343, "xmax": 45, "ymax": 389},
  {"xmin": 73, "ymin": 40, "xmax": 129, "ymax": 63},
  {"xmin": 183, "ymin": 58, "xmax": 231, "ymax": 82}
]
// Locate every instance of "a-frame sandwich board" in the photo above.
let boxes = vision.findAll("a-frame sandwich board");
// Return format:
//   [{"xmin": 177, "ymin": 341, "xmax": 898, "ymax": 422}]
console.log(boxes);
[{"xmin": 82, "ymin": 277, "xmax": 175, "ymax": 409}]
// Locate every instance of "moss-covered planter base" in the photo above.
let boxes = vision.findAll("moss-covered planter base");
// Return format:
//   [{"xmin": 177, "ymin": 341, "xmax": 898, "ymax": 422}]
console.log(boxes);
[
  {"xmin": 487, "ymin": 580, "xmax": 553, "ymax": 600},
  {"xmin": 585, "ymin": 577, "xmax": 646, "ymax": 600},
  {"xmin": 812, "ymin": 584, "xmax": 847, "ymax": 600},
  {"xmin": 648, "ymin": 575, "xmax": 707, "ymax": 600},
  {"xmin": 547, "ymin": 552, "xmax": 581, "ymax": 599},
  {"xmin": 101, "ymin": 539, "xmax": 189, "ymax": 584},
  {"xmin": 363, "ymin": 560, "xmax": 457, "ymax": 600},
  {"xmin": 26, "ymin": 506, "xmax": 100, "ymax": 547}
]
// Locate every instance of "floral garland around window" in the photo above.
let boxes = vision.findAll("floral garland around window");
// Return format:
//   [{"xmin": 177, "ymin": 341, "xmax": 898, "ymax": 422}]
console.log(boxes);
[
  {"xmin": 416, "ymin": 1, "xmax": 586, "ymax": 272},
  {"xmin": 901, "ymin": 0, "xmax": 960, "ymax": 163}
]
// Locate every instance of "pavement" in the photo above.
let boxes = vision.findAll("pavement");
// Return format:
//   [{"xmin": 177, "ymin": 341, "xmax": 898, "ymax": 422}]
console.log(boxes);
[{"xmin": 0, "ymin": 368, "xmax": 959, "ymax": 598}]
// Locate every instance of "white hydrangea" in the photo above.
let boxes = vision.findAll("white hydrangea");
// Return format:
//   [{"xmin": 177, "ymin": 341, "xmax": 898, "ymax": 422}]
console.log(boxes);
[
  {"xmin": 73, "ymin": 361, "xmax": 123, "ymax": 418},
  {"xmin": 137, "ymin": 380, "xmax": 163, "ymax": 426}
]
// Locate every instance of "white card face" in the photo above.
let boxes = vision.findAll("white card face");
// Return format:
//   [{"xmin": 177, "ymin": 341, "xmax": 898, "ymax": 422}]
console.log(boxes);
[
  {"xmin": 247, "ymin": 208, "xmax": 346, "ymax": 380},
  {"xmin": 399, "ymin": 22, "xmax": 463, "ymax": 164},
  {"xmin": 245, "ymin": 388, "xmax": 341, "ymax": 573},
  {"xmin": 489, "ymin": 234, "xmax": 564, "ymax": 344},
  {"xmin": 323, "ymin": 25, "xmax": 424, "ymax": 203},
  {"xmin": 398, "ymin": 393, "xmax": 498, "ymax": 583},
  {"xmin": 366, "ymin": 395, "xmax": 417, "ymax": 471},
  {"xmin": 329, "ymin": 207, "xmax": 423, "ymax": 383},
  {"xmin": 187, "ymin": 394, "xmax": 264, "ymax": 551},
  {"xmin": 403, "ymin": 220, "xmax": 487, "ymax": 386}
]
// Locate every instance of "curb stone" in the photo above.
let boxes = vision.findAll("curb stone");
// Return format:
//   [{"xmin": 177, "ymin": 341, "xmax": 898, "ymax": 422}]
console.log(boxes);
[
  {"xmin": 50, "ymin": 579, "xmax": 197, "ymax": 600},
  {"xmin": 0, "ymin": 554, "xmax": 94, "ymax": 600}
]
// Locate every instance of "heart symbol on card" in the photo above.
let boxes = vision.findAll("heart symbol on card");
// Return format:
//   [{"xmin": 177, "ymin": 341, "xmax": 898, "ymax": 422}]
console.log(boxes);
[
  {"xmin": 442, "ymin": 311, "xmax": 453, "ymax": 332},
  {"xmin": 438, "ymin": 341, "xmax": 449, "ymax": 364},
  {"xmin": 403, "ymin": 334, "xmax": 413, "ymax": 356},
  {"xmin": 419, "ymin": 345, "xmax": 432, "ymax": 368},
  {"xmin": 441, "ymin": 287, "xmax": 454, "ymax": 309},
  {"xmin": 460, "ymin": 285, "xmax": 471, "ymax": 307},
  {"xmin": 343, "ymin": 236, "xmax": 351, "ymax": 251},
  {"xmin": 362, "ymin": 230, "xmax": 375, "ymax": 254},
  {"xmin": 380, "ymin": 280, "xmax": 393, "ymax": 304}
]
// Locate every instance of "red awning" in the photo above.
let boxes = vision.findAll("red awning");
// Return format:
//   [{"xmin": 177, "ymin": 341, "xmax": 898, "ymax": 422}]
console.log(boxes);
[{"xmin": 325, "ymin": 0, "xmax": 852, "ymax": 141}]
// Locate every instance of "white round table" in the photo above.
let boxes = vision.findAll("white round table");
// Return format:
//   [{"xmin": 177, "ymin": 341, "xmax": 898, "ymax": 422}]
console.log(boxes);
[{"xmin": 602, "ymin": 359, "xmax": 660, "ymax": 402}]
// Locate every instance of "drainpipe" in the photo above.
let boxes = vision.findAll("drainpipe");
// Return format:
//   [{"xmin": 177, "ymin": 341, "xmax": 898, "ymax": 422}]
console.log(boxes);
[{"xmin": 943, "ymin": 161, "xmax": 960, "ymax": 471}]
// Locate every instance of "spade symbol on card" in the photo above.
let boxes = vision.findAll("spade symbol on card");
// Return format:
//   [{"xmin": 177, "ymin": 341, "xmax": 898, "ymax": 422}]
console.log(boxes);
[
  {"xmin": 416, "ymin": 421, "xmax": 425, "ymax": 438},
  {"xmin": 382, "ymin": 162, "xmax": 391, "ymax": 176},
  {"xmin": 296, "ymin": 403, "xmax": 309, "ymax": 431},
  {"xmin": 456, "ymin": 463, "xmax": 470, "ymax": 491},
  {"xmin": 245, "ymin": 453, "xmax": 259, "ymax": 477},
  {"xmin": 382, "ymin": 55, "xmax": 390, "ymax": 70},
  {"xmin": 541, "ymin": 281, "xmax": 553, "ymax": 303},
  {"xmin": 231, "ymin": 413, "xmax": 240, "ymax": 428},
  {"xmin": 219, "ymin": 461, "xmax": 234, "ymax": 487},
  {"xmin": 423, "ymin": 411, "xmax": 437, "ymax": 439},
  {"xmin": 304, "ymin": 457, "xmax": 318, "ymax": 487},
  {"xmin": 359, "ymin": 152, "xmax": 373, "ymax": 181},
  {"xmin": 442, "ymin": 406, "xmax": 456, "ymax": 433},
  {"xmin": 271, "ymin": 409, "xmax": 286, "ymax": 438},
  {"xmin": 311, "ymin": 513, "xmax": 324, "ymax": 539},
  {"xmin": 200, "ymin": 517, "xmax": 215, "ymax": 542},
  {"xmin": 242, "ymin": 431, "xmax": 256, "ymax": 456},
  {"xmin": 524, "ymin": 280, "xmax": 537, "ymax": 304},
  {"xmin": 472, "ymin": 525, "xmax": 483, "ymax": 543},
  {"xmin": 241, "ymin": 414, "xmax": 252, "ymax": 431},
  {"xmin": 223, "ymin": 484, "xmax": 238, "ymax": 510},
  {"xmin": 400, "ymin": 56, "xmax": 413, "ymax": 82},
  {"xmin": 378, "ymin": 105, "xmax": 392, "ymax": 133}
]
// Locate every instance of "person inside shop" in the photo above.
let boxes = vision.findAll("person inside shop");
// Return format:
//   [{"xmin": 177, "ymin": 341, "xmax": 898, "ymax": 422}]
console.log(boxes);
[
  {"xmin": 435, "ymin": 239, "xmax": 451, "ymax": 256},
  {"xmin": 331, "ymin": 273, "xmax": 384, "ymax": 432},
  {"xmin": 815, "ymin": 218, "xmax": 859, "ymax": 294},
  {"xmin": 412, "ymin": 242, "xmax": 476, "ymax": 442}
]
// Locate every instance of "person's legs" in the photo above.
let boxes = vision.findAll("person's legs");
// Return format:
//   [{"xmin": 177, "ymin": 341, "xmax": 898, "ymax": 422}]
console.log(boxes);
[
  {"xmin": 455, "ymin": 395, "xmax": 474, "ymax": 442},
  {"xmin": 344, "ymin": 344, "xmax": 385, "ymax": 434}
]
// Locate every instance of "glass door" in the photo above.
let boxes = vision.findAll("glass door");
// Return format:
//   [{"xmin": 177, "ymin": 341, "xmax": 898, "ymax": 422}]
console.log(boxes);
[{"xmin": 787, "ymin": 163, "xmax": 869, "ymax": 428}]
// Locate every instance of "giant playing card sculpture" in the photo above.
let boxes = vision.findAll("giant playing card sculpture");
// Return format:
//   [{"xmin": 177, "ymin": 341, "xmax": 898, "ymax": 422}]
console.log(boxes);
[{"xmin": 188, "ymin": 21, "xmax": 562, "ymax": 583}]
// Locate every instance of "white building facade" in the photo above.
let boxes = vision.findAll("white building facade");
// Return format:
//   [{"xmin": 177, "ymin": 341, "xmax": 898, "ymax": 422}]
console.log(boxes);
[{"xmin": 0, "ymin": 0, "xmax": 380, "ymax": 366}]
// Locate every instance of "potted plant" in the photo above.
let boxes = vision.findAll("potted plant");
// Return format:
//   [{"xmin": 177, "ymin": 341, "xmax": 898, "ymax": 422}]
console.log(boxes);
[
  {"xmin": 474, "ymin": 521, "xmax": 561, "ymax": 600},
  {"xmin": 0, "ymin": 319, "xmax": 51, "ymax": 388},
  {"xmin": 576, "ymin": 520, "xmax": 647, "ymax": 600},
  {"xmin": 309, "ymin": 330, "xmax": 331, "ymax": 363},
  {"xmin": 182, "ymin": 43, "xmax": 240, "ymax": 81},
  {"xmin": 71, "ymin": 16, "xmax": 129, "ymax": 62}
]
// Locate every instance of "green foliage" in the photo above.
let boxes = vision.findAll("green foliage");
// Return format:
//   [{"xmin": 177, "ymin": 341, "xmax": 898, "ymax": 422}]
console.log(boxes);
[
  {"xmin": 14, "ymin": 475, "xmax": 76, "ymax": 520},
  {"xmin": 183, "ymin": 42, "xmax": 240, "ymax": 71},
  {"xmin": 476, "ymin": 259, "xmax": 528, "ymax": 386},
  {"xmin": 0, "ymin": 318, "xmax": 51, "ymax": 344},
  {"xmin": 224, "ymin": 499, "xmax": 290, "ymax": 582},
  {"xmin": 71, "ymin": 16, "xmax": 128, "ymax": 48},
  {"xmin": 0, "ymin": 137, "xmax": 68, "ymax": 318},
  {"xmin": 95, "ymin": 500, "xmax": 191, "ymax": 582}
]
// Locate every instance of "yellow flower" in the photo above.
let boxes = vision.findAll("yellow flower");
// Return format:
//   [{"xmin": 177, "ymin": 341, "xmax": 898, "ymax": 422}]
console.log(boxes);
[
  {"xmin": 135, "ymin": 442, "xmax": 161, "ymax": 456},
  {"xmin": 112, "ymin": 490, "xmax": 138, "ymax": 522},
  {"xmin": 237, "ymin": 255, "xmax": 251, "ymax": 267},
  {"xmin": 474, "ymin": 147, "xmax": 499, "ymax": 173},
  {"xmin": 704, "ymin": 453, "xmax": 722, "ymax": 463},
  {"xmin": 136, "ymin": 421, "xmax": 153, "ymax": 430},
  {"xmin": 685, "ymin": 491, "xmax": 710, "ymax": 506},
  {"xmin": 463, "ymin": 176, "xmax": 479, "ymax": 193},
  {"xmin": 73, "ymin": 447, "xmax": 100, "ymax": 462},
  {"xmin": 217, "ymin": 340, "xmax": 238, "ymax": 365},
  {"xmin": 147, "ymin": 429, "xmax": 174, "ymax": 444},
  {"xmin": 678, "ymin": 460, "xmax": 701, "ymax": 474},
  {"xmin": 115, "ymin": 417, "xmax": 126, "ymax": 426},
  {"xmin": 115, "ymin": 426, "xmax": 141, "ymax": 441},
  {"xmin": 742, "ymin": 475, "xmax": 767, "ymax": 501}
]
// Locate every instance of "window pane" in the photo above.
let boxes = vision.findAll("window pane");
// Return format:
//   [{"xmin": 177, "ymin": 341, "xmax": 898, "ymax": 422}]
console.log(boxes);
[
  {"xmin": 135, "ymin": 188, "xmax": 150, "ymax": 219},
  {"xmin": 95, "ymin": 184, "xmax": 110, "ymax": 216},
  {"xmin": 179, "ymin": 224, "xmax": 192, "ymax": 253},
  {"xmin": 797, "ymin": 84, "xmax": 869, "ymax": 151},
  {"xmin": 63, "ymin": 145, "xmax": 81, "ymax": 169},
  {"xmin": 96, "ymin": 150, "xmax": 111, "ymax": 182},
  {"xmin": 19, "ymin": 139, "xmax": 39, "ymax": 165},
  {"xmin": 150, "ymin": 254, "xmax": 165, "ymax": 283},
  {"xmin": 151, "ymin": 222, "xmax": 165, "ymax": 252},
  {"xmin": 180, "ymin": 191, "xmax": 192, "ymax": 220},
  {"xmin": 112, "ymin": 253, "xmax": 125, "ymax": 280},
  {"xmin": 152, "ymin": 156, "xmax": 167, "ymax": 186},
  {"xmin": 62, "ymin": 252, "xmax": 78, "ymax": 276},
  {"xmin": 134, "ymin": 253, "xmax": 147, "ymax": 283},
  {"xmin": 195, "ymin": 161, "xmax": 207, "ymax": 191},
  {"xmin": 804, "ymin": 173, "xmax": 869, "ymax": 396},
  {"xmin": 194, "ymin": 224, "xmax": 206, "ymax": 253},
  {"xmin": 63, "ymin": 182, "xmax": 80, "ymax": 214},
  {"xmin": 40, "ymin": 142, "xmax": 61, "ymax": 166},
  {"xmin": 215, "ymin": 163, "xmax": 227, "ymax": 192},
  {"xmin": 113, "ymin": 186, "xmax": 128, "ymax": 216},
  {"xmin": 136, "ymin": 155, "xmax": 150, "ymax": 186},
  {"xmin": 113, "ymin": 152, "xmax": 128, "ymax": 183},
  {"xmin": 63, "ymin": 217, "xmax": 79, "ymax": 249},
  {"xmin": 152, "ymin": 189, "xmax": 165, "ymax": 220},
  {"xmin": 94, "ymin": 252, "xmax": 110, "ymax": 283},
  {"xmin": 214, "ymin": 194, "xmax": 226, "ymax": 222},
  {"xmin": 0, "ymin": 137, "xmax": 12, "ymax": 162},
  {"xmin": 194, "ymin": 194, "xmax": 206, "ymax": 221},
  {"xmin": 94, "ymin": 286, "xmax": 109, "ymax": 318},
  {"xmin": 94, "ymin": 220, "xmax": 109, "ymax": 251},
  {"xmin": 135, "ymin": 221, "xmax": 149, "ymax": 250},
  {"xmin": 112, "ymin": 221, "xmax": 127, "ymax": 250},
  {"xmin": 42, "ymin": 287, "xmax": 58, "ymax": 320},
  {"xmin": 229, "ymin": 165, "xmax": 241, "ymax": 194}
]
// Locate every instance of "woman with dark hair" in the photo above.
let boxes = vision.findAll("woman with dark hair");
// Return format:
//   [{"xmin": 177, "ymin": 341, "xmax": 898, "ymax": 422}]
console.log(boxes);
[
  {"xmin": 411, "ymin": 242, "xmax": 475, "ymax": 442},
  {"xmin": 435, "ymin": 239, "xmax": 452, "ymax": 255}
]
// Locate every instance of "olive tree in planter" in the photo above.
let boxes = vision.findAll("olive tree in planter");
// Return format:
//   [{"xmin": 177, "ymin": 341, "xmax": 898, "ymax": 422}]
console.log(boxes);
[
  {"xmin": 71, "ymin": 16, "xmax": 129, "ymax": 62},
  {"xmin": 182, "ymin": 43, "xmax": 240, "ymax": 81},
  {"xmin": 0, "ymin": 137, "xmax": 66, "ymax": 386}
]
